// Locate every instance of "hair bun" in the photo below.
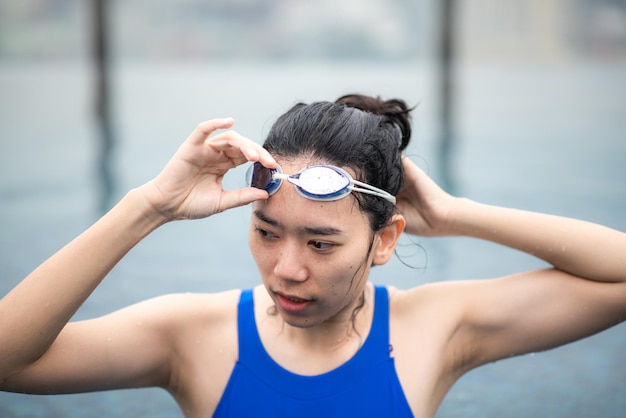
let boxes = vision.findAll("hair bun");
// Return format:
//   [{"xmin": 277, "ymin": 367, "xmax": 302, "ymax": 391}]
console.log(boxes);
[{"xmin": 335, "ymin": 94, "xmax": 413, "ymax": 150}]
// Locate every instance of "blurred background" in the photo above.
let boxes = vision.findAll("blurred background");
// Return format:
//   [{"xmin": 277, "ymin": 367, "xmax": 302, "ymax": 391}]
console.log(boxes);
[{"xmin": 1, "ymin": 0, "xmax": 625, "ymax": 417}]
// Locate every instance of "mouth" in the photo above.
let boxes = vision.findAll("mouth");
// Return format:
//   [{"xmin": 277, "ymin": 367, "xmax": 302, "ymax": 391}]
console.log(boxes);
[{"xmin": 274, "ymin": 291, "xmax": 313, "ymax": 313}]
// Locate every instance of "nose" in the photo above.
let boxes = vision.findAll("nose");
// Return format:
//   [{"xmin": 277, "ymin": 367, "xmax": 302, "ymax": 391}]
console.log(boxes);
[{"xmin": 273, "ymin": 240, "xmax": 309, "ymax": 282}]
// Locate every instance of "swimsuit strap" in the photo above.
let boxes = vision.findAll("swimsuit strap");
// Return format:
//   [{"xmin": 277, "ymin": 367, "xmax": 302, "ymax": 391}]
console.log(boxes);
[
  {"xmin": 237, "ymin": 289, "xmax": 256, "ymax": 362},
  {"xmin": 371, "ymin": 285, "xmax": 392, "ymax": 358}
]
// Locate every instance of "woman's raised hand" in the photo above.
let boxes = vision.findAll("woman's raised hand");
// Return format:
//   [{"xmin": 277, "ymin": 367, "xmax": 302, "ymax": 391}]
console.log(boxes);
[
  {"xmin": 141, "ymin": 118, "xmax": 276, "ymax": 221},
  {"xmin": 395, "ymin": 156, "xmax": 457, "ymax": 237}
]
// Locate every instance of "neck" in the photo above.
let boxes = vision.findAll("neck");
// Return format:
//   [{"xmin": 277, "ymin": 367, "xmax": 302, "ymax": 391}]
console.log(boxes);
[
  {"xmin": 318, "ymin": 296, "xmax": 369, "ymax": 347},
  {"xmin": 255, "ymin": 284, "xmax": 375, "ymax": 376}
]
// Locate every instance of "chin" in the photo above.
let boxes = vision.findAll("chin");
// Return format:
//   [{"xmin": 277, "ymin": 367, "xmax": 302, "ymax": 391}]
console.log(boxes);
[
  {"xmin": 278, "ymin": 312, "xmax": 321, "ymax": 329},
  {"xmin": 277, "ymin": 309, "xmax": 323, "ymax": 329}
]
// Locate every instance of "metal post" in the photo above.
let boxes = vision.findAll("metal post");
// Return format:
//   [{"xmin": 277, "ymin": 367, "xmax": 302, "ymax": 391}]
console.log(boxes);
[
  {"xmin": 438, "ymin": 0, "xmax": 456, "ymax": 192},
  {"xmin": 93, "ymin": 0, "xmax": 115, "ymax": 212}
]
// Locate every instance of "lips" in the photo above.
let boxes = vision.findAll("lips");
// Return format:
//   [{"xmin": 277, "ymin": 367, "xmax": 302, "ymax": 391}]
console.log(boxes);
[
  {"xmin": 275, "ymin": 291, "xmax": 313, "ymax": 313},
  {"xmin": 282, "ymin": 294, "xmax": 307, "ymax": 303}
]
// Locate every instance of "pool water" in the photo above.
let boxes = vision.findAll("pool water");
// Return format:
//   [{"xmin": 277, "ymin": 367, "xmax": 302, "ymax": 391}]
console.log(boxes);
[{"xmin": 1, "ymin": 62, "xmax": 625, "ymax": 417}]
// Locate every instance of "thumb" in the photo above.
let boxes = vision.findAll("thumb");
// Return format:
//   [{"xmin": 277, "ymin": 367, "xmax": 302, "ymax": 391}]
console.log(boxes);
[{"xmin": 219, "ymin": 188, "xmax": 269, "ymax": 211}]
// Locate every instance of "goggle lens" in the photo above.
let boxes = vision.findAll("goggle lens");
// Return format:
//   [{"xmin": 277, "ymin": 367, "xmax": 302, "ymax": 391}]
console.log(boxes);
[
  {"xmin": 245, "ymin": 163, "xmax": 282, "ymax": 195},
  {"xmin": 295, "ymin": 166, "xmax": 350, "ymax": 197}
]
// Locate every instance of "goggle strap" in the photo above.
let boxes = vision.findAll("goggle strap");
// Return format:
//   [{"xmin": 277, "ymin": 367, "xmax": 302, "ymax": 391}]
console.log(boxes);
[
  {"xmin": 350, "ymin": 180, "xmax": 397, "ymax": 204},
  {"xmin": 349, "ymin": 185, "xmax": 396, "ymax": 204},
  {"xmin": 272, "ymin": 173, "xmax": 290, "ymax": 181}
]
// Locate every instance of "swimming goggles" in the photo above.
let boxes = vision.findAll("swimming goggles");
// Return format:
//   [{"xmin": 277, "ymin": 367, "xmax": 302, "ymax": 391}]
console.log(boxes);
[{"xmin": 245, "ymin": 162, "xmax": 396, "ymax": 204}]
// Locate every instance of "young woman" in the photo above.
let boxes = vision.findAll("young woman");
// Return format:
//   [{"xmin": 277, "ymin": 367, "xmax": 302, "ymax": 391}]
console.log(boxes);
[{"xmin": 0, "ymin": 94, "xmax": 625, "ymax": 417}]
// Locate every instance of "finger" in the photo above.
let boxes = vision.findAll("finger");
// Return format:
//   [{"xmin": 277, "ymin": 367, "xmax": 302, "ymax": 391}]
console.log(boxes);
[
  {"xmin": 207, "ymin": 130, "xmax": 277, "ymax": 168},
  {"xmin": 219, "ymin": 187, "xmax": 269, "ymax": 211},
  {"xmin": 188, "ymin": 118, "xmax": 235, "ymax": 145}
]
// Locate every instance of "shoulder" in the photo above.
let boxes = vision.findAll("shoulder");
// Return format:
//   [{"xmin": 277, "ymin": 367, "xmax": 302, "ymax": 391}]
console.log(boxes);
[
  {"xmin": 385, "ymin": 279, "xmax": 504, "ymax": 332},
  {"xmin": 386, "ymin": 282, "xmax": 467, "ymax": 316},
  {"xmin": 156, "ymin": 290, "xmax": 243, "ymax": 408},
  {"xmin": 150, "ymin": 289, "xmax": 242, "ymax": 325},
  {"xmin": 115, "ymin": 289, "xmax": 243, "ymax": 342},
  {"xmin": 385, "ymin": 282, "xmax": 481, "ymax": 384},
  {"xmin": 385, "ymin": 281, "xmax": 475, "ymax": 350}
]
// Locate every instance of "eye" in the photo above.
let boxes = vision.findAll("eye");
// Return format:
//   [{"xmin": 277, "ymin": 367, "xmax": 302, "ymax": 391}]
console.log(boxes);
[
  {"xmin": 255, "ymin": 227, "xmax": 277, "ymax": 240},
  {"xmin": 310, "ymin": 240, "xmax": 333, "ymax": 251}
]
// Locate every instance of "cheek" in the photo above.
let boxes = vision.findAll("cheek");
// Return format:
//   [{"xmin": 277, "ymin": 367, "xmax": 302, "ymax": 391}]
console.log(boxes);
[
  {"xmin": 248, "ymin": 231, "xmax": 269, "ymax": 271},
  {"xmin": 319, "ymin": 255, "xmax": 369, "ymax": 293}
]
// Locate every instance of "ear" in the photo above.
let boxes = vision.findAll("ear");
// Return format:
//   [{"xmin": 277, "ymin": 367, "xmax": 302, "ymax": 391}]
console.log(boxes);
[{"xmin": 372, "ymin": 214, "xmax": 406, "ymax": 266}]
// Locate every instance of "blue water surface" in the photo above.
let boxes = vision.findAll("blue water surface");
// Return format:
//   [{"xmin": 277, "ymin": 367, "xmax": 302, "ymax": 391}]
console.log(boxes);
[{"xmin": 0, "ymin": 62, "xmax": 625, "ymax": 417}]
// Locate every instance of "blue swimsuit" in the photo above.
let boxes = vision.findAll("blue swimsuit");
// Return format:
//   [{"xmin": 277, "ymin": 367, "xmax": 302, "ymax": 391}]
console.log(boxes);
[{"xmin": 213, "ymin": 286, "xmax": 413, "ymax": 417}]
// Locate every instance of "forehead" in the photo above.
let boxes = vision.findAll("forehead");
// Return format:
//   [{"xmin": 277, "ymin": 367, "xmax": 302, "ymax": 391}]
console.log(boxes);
[{"xmin": 275, "ymin": 157, "xmax": 358, "ymax": 179}]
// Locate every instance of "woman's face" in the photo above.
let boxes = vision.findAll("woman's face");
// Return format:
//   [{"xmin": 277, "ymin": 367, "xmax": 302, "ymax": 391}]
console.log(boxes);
[{"xmin": 248, "ymin": 159, "xmax": 380, "ymax": 329}]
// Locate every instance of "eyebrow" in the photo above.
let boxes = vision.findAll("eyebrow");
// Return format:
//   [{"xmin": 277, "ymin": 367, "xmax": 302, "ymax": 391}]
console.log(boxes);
[{"xmin": 253, "ymin": 210, "xmax": 345, "ymax": 236}]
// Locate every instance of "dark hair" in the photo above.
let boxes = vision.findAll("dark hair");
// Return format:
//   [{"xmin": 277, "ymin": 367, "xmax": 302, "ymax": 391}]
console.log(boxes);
[{"xmin": 263, "ymin": 94, "xmax": 413, "ymax": 231}]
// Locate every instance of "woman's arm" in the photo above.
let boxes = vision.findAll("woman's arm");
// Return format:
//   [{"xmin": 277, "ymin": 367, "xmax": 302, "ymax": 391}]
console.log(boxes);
[
  {"xmin": 447, "ymin": 199, "xmax": 626, "ymax": 284},
  {"xmin": 0, "ymin": 118, "xmax": 275, "ymax": 388},
  {"xmin": 396, "ymin": 157, "xmax": 626, "ymax": 369},
  {"xmin": 0, "ymin": 189, "xmax": 163, "ymax": 384}
]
